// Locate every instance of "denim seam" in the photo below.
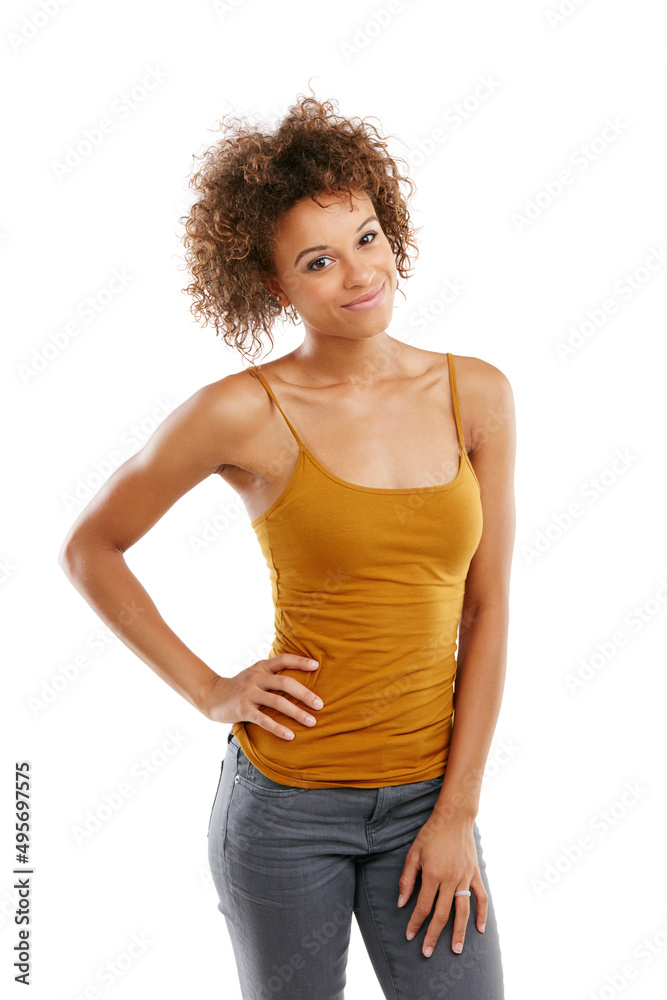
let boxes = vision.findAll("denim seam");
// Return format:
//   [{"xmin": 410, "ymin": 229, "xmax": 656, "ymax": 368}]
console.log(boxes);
[
  {"xmin": 207, "ymin": 759, "xmax": 225, "ymax": 838},
  {"xmin": 222, "ymin": 743, "xmax": 239, "ymax": 888},
  {"xmin": 359, "ymin": 863, "xmax": 399, "ymax": 1000}
]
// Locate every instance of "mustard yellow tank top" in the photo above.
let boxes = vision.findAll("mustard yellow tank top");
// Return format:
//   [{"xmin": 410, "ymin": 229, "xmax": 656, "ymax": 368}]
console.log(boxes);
[{"xmin": 231, "ymin": 352, "xmax": 483, "ymax": 788}]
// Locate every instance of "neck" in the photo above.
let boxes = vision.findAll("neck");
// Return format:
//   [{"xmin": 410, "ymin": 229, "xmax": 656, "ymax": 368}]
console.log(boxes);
[{"xmin": 291, "ymin": 331, "xmax": 409, "ymax": 387}]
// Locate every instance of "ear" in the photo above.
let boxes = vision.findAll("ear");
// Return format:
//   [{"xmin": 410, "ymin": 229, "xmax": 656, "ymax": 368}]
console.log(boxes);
[{"xmin": 262, "ymin": 274, "xmax": 287, "ymax": 305}]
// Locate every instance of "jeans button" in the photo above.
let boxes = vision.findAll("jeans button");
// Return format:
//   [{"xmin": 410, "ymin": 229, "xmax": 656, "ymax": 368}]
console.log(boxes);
[{"xmin": 234, "ymin": 774, "xmax": 239, "ymax": 783}]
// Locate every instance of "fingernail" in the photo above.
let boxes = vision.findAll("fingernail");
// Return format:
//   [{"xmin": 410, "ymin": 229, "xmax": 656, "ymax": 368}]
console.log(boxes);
[
  {"xmin": 406, "ymin": 931, "xmax": 415, "ymax": 941},
  {"xmin": 453, "ymin": 942, "xmax": 463, "ymax": 953},
  {"xmin": 313, "ymin": 698, "xmax": 323, "ymax": 708},
  {"xmin": 397, "ymin": 895, "xmax": 404, "ymax": 907},
  {"xmin": 309, "ymin": 660, "xmax": 319, "ymax": 666},
  {"xmin": 423, "ymin": 946, "xmax": 433, "ymax": 958},
  {"xmin": 479, "ymin": 923, "xmax": 486, "ymax": 933}
]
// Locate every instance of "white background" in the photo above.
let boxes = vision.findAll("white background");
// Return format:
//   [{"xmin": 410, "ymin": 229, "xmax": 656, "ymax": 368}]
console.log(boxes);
[{"xmin": 2, "ymin": 0, "xmax": 666, "ymax": 998}]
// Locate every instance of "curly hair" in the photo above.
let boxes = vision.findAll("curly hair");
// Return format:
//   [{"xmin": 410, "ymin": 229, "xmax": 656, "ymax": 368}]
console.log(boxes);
[{"xmin": 178, "ymin": 85, "xmax": 420, "ymax": 367}]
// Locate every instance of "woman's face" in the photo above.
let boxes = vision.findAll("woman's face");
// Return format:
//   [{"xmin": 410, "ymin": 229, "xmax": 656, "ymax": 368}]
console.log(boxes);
[{"xmin": 264, "ymin": 188, "xmax": 399, "ymax": 340}]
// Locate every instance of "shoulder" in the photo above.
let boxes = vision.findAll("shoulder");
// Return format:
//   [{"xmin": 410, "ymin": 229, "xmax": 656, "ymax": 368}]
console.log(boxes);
[
  {"xmin": 449, "ymin": 353, "xmax": 513, "ymax": 395},
  {"xmin": 417, "ymin": 347, "xmax": 512, "ymax": 400},
  {"xmin": 443, "ymin": 353, "xmax": 515, "ymax": 453},
  {"xmin": 193, "ymin": 365, "xmax": 270, "ymax": 421},
  {"xmin": 180, "ymin": 367, "xmax": 273, "ymax": 474},
  {"xmin": 404, "ymin": 344, "xmax": 510, "ymax": 389}
]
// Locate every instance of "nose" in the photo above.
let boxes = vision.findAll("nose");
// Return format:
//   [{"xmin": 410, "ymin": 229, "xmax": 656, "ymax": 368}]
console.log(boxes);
[{"xmin": 342, "ymin": 258, "xmax": 375, "ymax": 288}]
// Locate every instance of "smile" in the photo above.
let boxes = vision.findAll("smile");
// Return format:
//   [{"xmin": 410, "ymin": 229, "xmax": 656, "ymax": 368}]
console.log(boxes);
[{"xmin": 341, "ymin": 281, "xmax": 386, "ymax": 312}]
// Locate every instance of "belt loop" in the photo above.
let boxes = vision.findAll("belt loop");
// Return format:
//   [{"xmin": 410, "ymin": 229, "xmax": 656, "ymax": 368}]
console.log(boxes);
[{"xmin": 227, "ymin": 729, "xmax": 240, "ymax": 766}]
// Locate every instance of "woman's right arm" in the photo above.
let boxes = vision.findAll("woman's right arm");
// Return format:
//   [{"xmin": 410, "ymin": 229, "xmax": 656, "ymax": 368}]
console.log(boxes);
[{"xmin": 57, "ymin": 376, "xmax": 323, "ymax": 738}]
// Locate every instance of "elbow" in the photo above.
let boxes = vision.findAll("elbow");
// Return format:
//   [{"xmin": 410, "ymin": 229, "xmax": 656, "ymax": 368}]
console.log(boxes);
[
  {"xmin": 58, "ymin": 527, "xmax": 123, "ymax": 577},
  {"xmin": 58, "ymin": 533, "xmax": 82, "ymax": 578},
  {"xmin": 57, "ymin": 527, "xmax": 100, "ymax": 578},
  {"xmin": 460, "ymin": 598, "xmax": 509, "ymax": 631}
]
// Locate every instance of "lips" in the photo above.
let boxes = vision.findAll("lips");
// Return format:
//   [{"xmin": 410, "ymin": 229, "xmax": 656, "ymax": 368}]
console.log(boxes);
[{"xmin": 342, "ymin": 281, "xmax": 386, "ymax": 310}]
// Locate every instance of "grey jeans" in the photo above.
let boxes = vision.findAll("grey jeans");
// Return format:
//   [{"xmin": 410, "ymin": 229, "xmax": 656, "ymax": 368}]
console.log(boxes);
[{"xmin": 207, "ymin": 732, "xmax": 505, "ymax": 1000}]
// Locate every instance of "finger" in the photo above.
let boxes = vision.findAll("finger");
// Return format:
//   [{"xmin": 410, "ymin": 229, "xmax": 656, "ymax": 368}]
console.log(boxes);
[
  {"xmin": 276, "ymin": 675, "xmax": 325, "ymax": 712},
  {"xmin": 471, "ymin": 872, "xmax": 488, "ymax": 933},
  {"xmin": 421, "ymin": 894, "xmax": 455, "ymax": 957},
  {"xmin": 268, "ymin": 654, "xmax": 320, "ymax": 671},
  {"xmin": 258, "ymin": 689, "xmax": 319, "ymax": 730},
  {"xmin": 397, "ymin": 850, "xmax": 420, "ymax": 909},
  {"xmin": 249, "ymin": 707, "xmax": 295, "ymax": 741},
  {"xmin": 451, "ymin": 891, "xmax": 471, "ymax": 954},
  {"xmin": 405, "ymin": 877, "xmax": 440, "ymax": 942}
]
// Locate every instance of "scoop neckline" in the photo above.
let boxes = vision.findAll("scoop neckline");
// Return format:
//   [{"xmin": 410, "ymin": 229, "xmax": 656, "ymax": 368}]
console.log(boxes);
[
  {"xmin": 250, "ymin": 441, "xmax": 472, "ymax": 528},
  {"xmin": 299, "ymin": 440, "xmax": 466, "ymax": 495}
]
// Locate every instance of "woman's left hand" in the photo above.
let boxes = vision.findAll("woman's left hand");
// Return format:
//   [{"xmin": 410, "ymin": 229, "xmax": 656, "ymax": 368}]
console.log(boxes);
[{"xmin": 397, "ymin": 811, "xmax": 487, "ymax": 957}]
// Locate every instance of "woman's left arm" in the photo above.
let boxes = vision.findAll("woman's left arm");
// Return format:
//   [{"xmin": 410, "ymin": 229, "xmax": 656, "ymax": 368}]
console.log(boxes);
[{"xmin": 398, "ymin": 357, "xmax": 517, "ymax": 956}]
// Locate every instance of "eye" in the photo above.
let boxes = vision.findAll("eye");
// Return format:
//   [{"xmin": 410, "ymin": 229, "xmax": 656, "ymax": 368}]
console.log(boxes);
[
  {"xmin": 307, "ymin": 255, "xmax": 331, "ymax": 272},
  {"xmin": 306, "ymin": 231, "xmax": 379, "ymax": 272}
]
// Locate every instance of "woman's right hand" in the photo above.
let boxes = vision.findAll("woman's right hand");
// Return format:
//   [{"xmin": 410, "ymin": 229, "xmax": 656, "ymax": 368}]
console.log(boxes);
[{"xmin": 201, "ymin": 654, "xmax": 324, "ymax": 740}]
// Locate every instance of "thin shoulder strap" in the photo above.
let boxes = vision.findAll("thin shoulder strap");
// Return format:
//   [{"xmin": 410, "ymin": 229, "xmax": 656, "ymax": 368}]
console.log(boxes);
[
  {"xmin": 248, "ymin": 366, "xmax": 305, "ymax": 447},
  {"xmin": 447, "ymin": 353, "xmax": 467, "ymax": 454}
]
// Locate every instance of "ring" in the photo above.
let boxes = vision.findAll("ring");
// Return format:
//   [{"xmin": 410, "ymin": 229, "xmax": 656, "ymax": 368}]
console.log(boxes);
[{"xmin": 454, "ymin": 890, "xmax": 471, "ymax": 897}]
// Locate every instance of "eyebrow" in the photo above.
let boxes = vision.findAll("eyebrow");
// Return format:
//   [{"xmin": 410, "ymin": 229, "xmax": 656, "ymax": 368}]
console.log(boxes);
[{"xmin": 293, "ymin": 215, "xmax": 379, "ymax": 268}]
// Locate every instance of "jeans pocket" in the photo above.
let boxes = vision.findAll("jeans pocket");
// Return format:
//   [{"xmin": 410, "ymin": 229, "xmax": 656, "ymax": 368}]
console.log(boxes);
[{"xmin": 239, "ymin": 757, "xmax": 308, "ymax": 797}]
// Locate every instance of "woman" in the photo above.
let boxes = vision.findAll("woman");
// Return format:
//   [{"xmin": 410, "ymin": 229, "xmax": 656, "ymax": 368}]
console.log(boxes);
[{"xmin": 59, "ymin": 92, "xmax": 515, "ymax": 999}]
